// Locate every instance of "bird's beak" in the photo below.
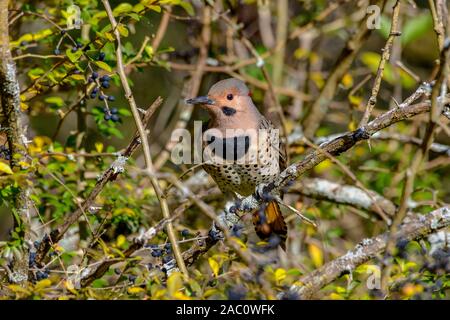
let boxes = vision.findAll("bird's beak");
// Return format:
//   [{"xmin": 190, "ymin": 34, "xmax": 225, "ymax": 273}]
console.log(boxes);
[{"xmin": 185, "ymin": 96, "xmax": 215, "ymax": 105}]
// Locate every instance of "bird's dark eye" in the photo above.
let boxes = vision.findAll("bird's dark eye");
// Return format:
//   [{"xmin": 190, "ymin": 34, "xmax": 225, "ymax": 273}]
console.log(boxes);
[{"xmin": 226, "ymin": 93, "xmax": 233, "ymax": 100}]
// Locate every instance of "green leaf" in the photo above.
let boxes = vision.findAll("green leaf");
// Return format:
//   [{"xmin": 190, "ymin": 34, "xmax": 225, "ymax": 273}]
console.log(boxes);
[
  {"xmin": 107, "ymin": 127, "xmax": 124, "ymax": 139},
  {"xmin": 117, "ymin": 24, "xmax": 129, "ymax": 37},
  {"xmin": 66, "ymin": 48, "xmax": 83, "ymax": 63},
  {"xmin": 178, "ymin": 1, "xmax": 194, "ymax": 16},
  {"xmin": 360, "ymin": 52, "xmax": 417, "ymax": 88},
  {"xmin": 402, "ymin": 13, "xmax": 433, "ymax": 45},
  {"xmin": 113, "ymin": 3, "xmax": 133, "ymax": 16},
  {"xmin": 94, "ymin": 61, "xmax": 112, "ymax": 72},
  {"xmin": 118, "ymin": 108, "xmax": 131, "ymax": 116},
  {"xmin": 45, "ymin": 96, "xmax": 65, "ymax": 108},
  {"xmin": 144, "ymin": 45, "xmax": 154, "ymax": 58}
]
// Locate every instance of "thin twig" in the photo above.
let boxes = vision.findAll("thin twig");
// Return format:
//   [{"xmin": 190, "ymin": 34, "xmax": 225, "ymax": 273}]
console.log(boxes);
[
  {"xmin": 359, "ymin": 0, "xmax": 401, "ymax": 127},
  {"xmin": 102, "ymin": 0, "xmax": 188, "ymax": 276}
]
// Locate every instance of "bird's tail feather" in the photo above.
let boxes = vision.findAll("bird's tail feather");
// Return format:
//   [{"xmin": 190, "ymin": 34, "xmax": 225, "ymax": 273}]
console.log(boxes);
[{"xmin": 252, "ymin": 201, "xmax": 287, "ymax": 250}]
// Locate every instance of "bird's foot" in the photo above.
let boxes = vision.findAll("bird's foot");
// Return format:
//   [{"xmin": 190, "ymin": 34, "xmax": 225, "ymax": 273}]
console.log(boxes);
[{"xmin": 255, "ymin": 183, "xmax": 275, "ymax": 203}]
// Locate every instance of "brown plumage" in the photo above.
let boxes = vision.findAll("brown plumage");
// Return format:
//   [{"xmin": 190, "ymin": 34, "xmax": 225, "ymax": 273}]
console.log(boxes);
[{"xmin": 186, "ymin": 78, "xmax": 287, "ymax": 248}]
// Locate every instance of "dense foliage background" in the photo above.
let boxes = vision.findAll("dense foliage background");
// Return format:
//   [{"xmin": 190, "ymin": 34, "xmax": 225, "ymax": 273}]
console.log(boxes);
[{"xmin": 0, "ymin": 0, "xmax": 449, "ymax": 300}]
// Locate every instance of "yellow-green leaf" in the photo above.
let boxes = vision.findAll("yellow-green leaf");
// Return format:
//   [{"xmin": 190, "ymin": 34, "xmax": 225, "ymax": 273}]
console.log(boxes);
[
  {"xmin": 167, "ymin": 272, "xmax": 183, "ymax": 296},
  {"xmin": 0, "ymin": 162, "xmax": 13, "ymax": 175},
  {"xmin": 94, "ymin": 61, "xmax": 112, "ymax": 72},
  {"xmin": 144, "ymin": 45, "xmax": 154, "ymax": 58},
  {"xmin": 95, "ymin": 142, "xmax": 104, "ymax": 153},
  {"xmin": 274, "ymin": 268, "xmax": 286, "ymax": 284},
  {"xmin": 116, "ymin": 234, "xmax": 126, "ymax": 247},
  {"xmin": 117, "ymin": 24, "xmax": 129, "ymax": 37},
  {"xmin": 35, "ymin": 279, "xmax": 52, "ymax": 290},
  {"xmin": 208, "ymin": 257, "xmax": 220, "ymax": 277},
  {"xmin": 128, "ymin": 286, "xmax": 145, "ymax": 294},
  {"xmin": 113, "ymin": 3, "xmax": 133, "ymax": 16},
  {"xmin": 308, "ymin": 243, "xmax": 323, "ymax": 268}
]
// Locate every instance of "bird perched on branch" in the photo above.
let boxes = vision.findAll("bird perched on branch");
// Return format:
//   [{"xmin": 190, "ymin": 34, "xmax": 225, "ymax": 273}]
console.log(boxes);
[{"xmin": 186, "ymin": 78, "xmax": 288, "ymax": 249}]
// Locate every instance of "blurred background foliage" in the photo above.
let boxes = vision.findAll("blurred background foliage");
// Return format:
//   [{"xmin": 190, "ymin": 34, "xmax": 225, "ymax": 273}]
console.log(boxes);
[{"xmin": 0, "ymin": 0, "xmax": 449, "ymax": 300}]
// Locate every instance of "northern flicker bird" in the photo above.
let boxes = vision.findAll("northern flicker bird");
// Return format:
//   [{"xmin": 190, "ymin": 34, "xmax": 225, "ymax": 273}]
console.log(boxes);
[{"xmin": 186, "ymin": 78, "xmax": 288, "ymax": 249}]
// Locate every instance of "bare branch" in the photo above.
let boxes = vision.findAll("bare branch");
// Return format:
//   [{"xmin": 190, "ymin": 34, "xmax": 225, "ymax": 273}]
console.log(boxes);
[
  {"xmin": 291, "ymin": 178, "xmax": 397, "ymax": 217},
  {"xmin": 359, "ymin": 0, "xmax": 401, "ymax": 127}
]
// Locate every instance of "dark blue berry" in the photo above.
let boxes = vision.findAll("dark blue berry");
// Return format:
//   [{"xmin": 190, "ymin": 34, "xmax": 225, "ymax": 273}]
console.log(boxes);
[
  {"xmin": 36, "ymin": 270, "xmax": 49, "ymax": 280},
  {"xmin": 100, "ymin": 75, "xmax": 110, "ymax": 82},
  {"xmin": 92, "ymin": 87, "xmax": 99, "ymax": 94},
  {"xmin": 101, "ymin": 81, "xmax": 110, "ymax": 89},
  {"xmin": 76, "ymin": 42, "xmax": 83, "ymax": 48},
  {"xmin": 29, "ymin": 252, "xmax": 36, "ymax": 267},
  {"xmin": 54, "ymin": 49, "xmax": 61, "ymax": 55},
  {"xmin": 71, "ymin": 46, "xmax": 78, "ymax": 52},
  {"xmin": 111, "ymin": 114, "xmax": 120, "ymax": 122},
  {"xmin": 208, "ymin": 229, "xmax": 222, "ymax": 241},
  {"xmin": 110, "ymin": 107, "xmax": 118, "ymax": 114},
  {"xmin": 151, "ymin": 249, "xmax": 162, "ymax": 257},
  {"xmin": 98, "ymin": 52, "xmax": 106, "ymax": 61},
  {"xmin": 227, "ymin": 285, "xmax": 246, "ymax": 300},
  {"xmin": 104, "ymin": 114, "xmax": 111, "ymax": 121},
  {"xmin": 91, "ymin": 72, "xmax": 99, "ymax": 79},
  {"xmin": 60, "ymin": 29, "xmax": 66, "ymax": 35},
  {"xmin": 231, "ymin": 225, "xmax": 243, "ymax": 238},
  {"xmin": 88, "ymin": 77, "xmax": 94, "ymax": 83},
  {"xmin": 181, "ymin": 229, "xmax": 190, "ymax": 237},
  {"xmin": 98, "ymin": 95, "xmax": 106, "ymax": 101},
  {"xmin": 107, "ymin": 95, "xmax": 115, "ymax": 101},
  {"xmin": 267, "ymin": 234, "xmax": 281, "ymax": 248},
  {"xmin": 128, "ymin": 275, "xmax": 137, "ymax": 283},
  {"xmin": 90, "ymin": 92, "xmax": 97, "ymax": 99}
]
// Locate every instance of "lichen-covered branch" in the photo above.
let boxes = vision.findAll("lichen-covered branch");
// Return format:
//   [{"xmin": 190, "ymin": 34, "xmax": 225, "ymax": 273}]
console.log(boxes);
[
  {"xmin": 290, "ymin": 178, "xmax": 397, "ymax": 217},
  {"xmin": 284, "ymin": 206, "xmax": 450, "ymax": 299},
  {"xmin": 236, "ymin": 95, "xmax": 449, "ymax": 215},
  {"xmin": 0, "ymin": 0, "xmax": 31, "ymax": 285},
  {"xmin": 182, "ymin": 94, "xmax": 449, "ymax": 268}
]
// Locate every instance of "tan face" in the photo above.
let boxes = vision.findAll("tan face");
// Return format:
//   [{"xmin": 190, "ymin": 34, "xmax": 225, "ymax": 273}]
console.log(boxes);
[{"xmin": 186, "ymin": 78, "xmax": 253, "ymax": 120}]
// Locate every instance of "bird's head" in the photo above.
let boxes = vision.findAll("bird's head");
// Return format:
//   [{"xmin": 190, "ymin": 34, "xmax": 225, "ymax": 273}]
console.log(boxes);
[{"xmin": 186, "ymin": 78, "xmax": 260, "ymax": 126}]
